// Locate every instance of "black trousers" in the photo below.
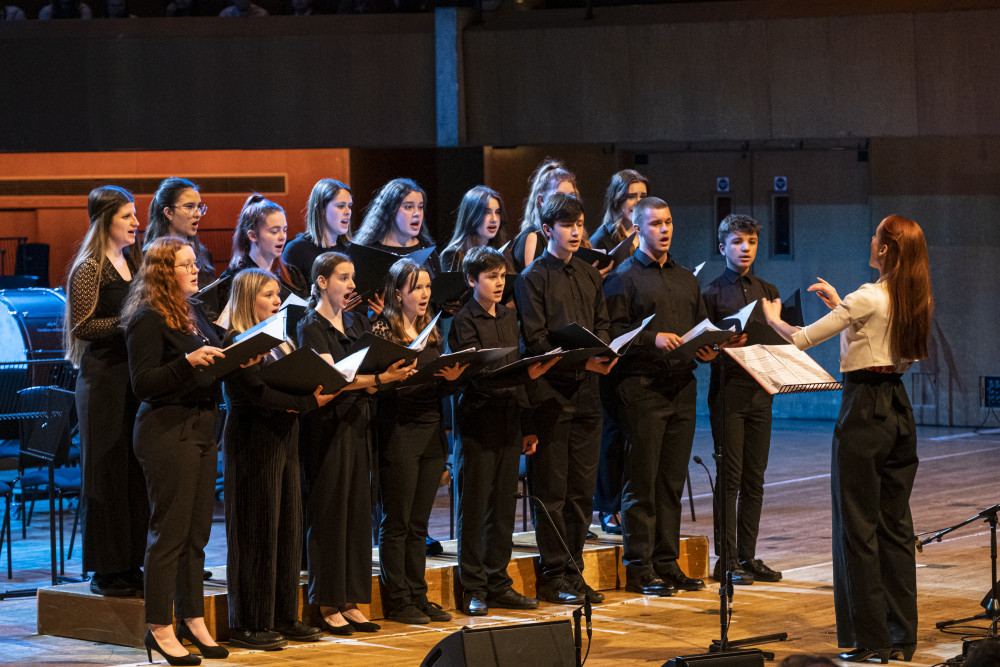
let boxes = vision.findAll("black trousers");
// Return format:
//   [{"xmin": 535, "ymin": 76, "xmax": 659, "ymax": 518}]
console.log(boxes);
[
  {"xmin": 76, "ymin": 348, "xmax": 148, "ymax": 575},
  {"xmin": 224, "ymin": 407, "xmax": 302, "ymax": 630},
  {"xmin": 593, "ymin": 375, "xmax": 625, "ymax": 516},
  {"xmin": 455, "ymin": 396, "xmax": 520, "ymax": 595},
  {"xmin": 617, "ymin": 373, "xmax": 697, "ymax": 578},
  {"xmin": 708, "ymin": 373, "xmax": 774, "ymax": 562},
  {"xmin": 301, "ymin": 397, "xmax": 374, "ymax": 607},
  {"xmin": 133, "ymin": 403, "xmax": 217, "ymax": 625},
  {"xmin": 377, "ymin": 418, "xmax": 446, "ymax": 609},
  {"xmin": 831, "ymin": 371, "xmax": 918, "ymax": 649},
  {"xmin": 528, "ymin": 376, "xmax": 601, "ymax": 582}
]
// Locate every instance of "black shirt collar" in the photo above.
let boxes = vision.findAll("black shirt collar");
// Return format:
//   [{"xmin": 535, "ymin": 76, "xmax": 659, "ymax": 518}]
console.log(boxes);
[
  {"xmin": 722, "ymin": 266, "xmax": 753, "ymax": 285},
  {"xmin": 633, "ymin": 248, "xmax": 675, "ymax": 269}
]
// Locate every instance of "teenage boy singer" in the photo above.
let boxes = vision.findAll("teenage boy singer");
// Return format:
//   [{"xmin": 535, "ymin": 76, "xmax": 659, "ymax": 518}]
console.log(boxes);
[{"xmin": 514, "ymin": 193, "xmax": 616, "ymax": 605}]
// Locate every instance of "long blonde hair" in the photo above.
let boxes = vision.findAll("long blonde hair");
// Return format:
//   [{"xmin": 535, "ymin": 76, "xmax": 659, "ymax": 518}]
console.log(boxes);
[
  {"xmin": 380, "ymin": 259, "xmax": 439, "ymax": 346},
  {"xmin": 64, "ymin": 185, "xmax": 142, "ymax": 366},
  {"xmin": 227, "ymin": 268, "xmax": 278, "ymax": 334}
]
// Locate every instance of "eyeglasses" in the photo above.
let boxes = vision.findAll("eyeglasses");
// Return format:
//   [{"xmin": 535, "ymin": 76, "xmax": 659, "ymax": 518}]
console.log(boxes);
[
  {"xmin": 174, "ymin": 261, "xmax": 199, "ymax": 273},
  {"xmin": 171, "ymin": 202, "xmax": 208, "ymax": 215}
]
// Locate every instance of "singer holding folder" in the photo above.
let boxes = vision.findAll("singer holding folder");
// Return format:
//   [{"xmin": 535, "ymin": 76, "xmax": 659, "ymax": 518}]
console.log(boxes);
[
  {"xmin": 221, "ymin": 269, "xmax": 332, "ymax": 650},
  {"xmin": 372, "ymin": 259, "xmax": 468, "ymax": 624},
  {"xmin": 122, "ymin": 238, "xmax": 227, "ymax": 666},
  {"xmin": 603, "ymin": 197, "xmax": 713, "ymax": 597},
  {"xmin": 297, "ymin": 252, "xmax": 413, "ymax": 635},
  {"xmin": 761, "ymin": 215, "xmax": 933, "ymax": 664}
]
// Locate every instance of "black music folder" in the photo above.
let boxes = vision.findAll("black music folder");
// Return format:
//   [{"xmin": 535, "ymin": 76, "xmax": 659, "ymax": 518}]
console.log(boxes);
[
  {"xmin": 198, "ymin": 314, "xmax": 285, "ymax": 379},
  {"xmin": 260, "ymin": 346, "xmax": 367, "ymax": 395},
  {"xmin": 397, "ymin": 347, "xmax": 515, "ymax": 387}
]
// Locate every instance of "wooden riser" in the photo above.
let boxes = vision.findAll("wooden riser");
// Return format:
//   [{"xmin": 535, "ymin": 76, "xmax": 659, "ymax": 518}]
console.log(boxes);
[{"xmin": 36, "ymin": 533, "xmax": 709, "ymax": 649}]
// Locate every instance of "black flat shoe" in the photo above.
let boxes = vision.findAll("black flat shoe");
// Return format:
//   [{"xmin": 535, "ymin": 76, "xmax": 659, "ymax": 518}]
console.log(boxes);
[
  {"xmin": 272, "ymin": 619, "xmax": 323, "ymax": 642},
  {"xmin": 90, "ymin": 573, "xmax": 138, "ymax": 598},
  {"xmin": 657, "ymin": 567, "xmax": 705, "ymax": 592},
  {"xmin": 739, "ymin": 558, "xmax": 782, "ymax": 583},
  {"xmin": 227, "ymin": 628, "xmax": 287, "ymax": 651},
  {"xmin": 712, "ymin": 559, "xmax": 754, "ymax": 585},
  {"xmin": 624, "ymin": 573, "xmax": 675, "ymax": 597},
  {"xmin": 568, "ymin": 579, "xmax": 605, "ymax": 604},
  {"xmin": 462, "ymin": 591, "xmax": 488, "ymax": 616},
  {"xmin": 536, "ymin": 579, "xmax": 584, "ymax": 605},
  {"xmin": 343, "ymin": 615, "xmax": 381, "ymax": 633},
  {"xmin": 598, "ymin": 512, "xmax": 623, "ymax": 535},
  {"xmin": 839, "ymin": 647, "xmax": 891, "ymax": 663},
  {"xmin": 144, "ymin": 629, "xmax": 200, "ymax": 666},
  {"xmin": 319, "ymin": 617, "xmax": 354, "ymax": 636},
  {"xmin": 487, "ymin": 588, "xmax": 539, "ymax": 609},
  {"xmin": 176, "ymin": 621, "xmax": 228, "ymax": 659}
]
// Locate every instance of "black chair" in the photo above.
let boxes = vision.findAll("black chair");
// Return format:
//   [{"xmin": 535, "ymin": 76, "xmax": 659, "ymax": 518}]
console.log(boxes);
[{"xmin": 1, "ymin": 480, "xmax": 13, "ymax": 579}]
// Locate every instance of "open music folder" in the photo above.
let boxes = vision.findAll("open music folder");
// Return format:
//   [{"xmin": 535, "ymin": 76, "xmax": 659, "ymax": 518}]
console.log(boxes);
[
  {"xmin": 724, "ymin": 344, "xmax": 842, "ymax": 395},
  {"xmin": 260, "ymin": 346, "xmax": 368, "ymax": 395}
]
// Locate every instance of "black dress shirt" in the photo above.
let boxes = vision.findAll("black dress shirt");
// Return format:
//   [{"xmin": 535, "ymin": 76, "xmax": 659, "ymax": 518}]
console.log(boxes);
[
  {"xmin": 281, "ymin": 233, "xmax": 350, "ymax": 285},
  {"xmin": 448, "ymin": 297, "xmax": 521, "ymax": 400},
  {"xmin": 125, "ymin": 302, "xmax": 222, "ymax": 406},
  {"xmin": 217, "ymin": 256, "xmax": 309, "ymax": 315},
  {"xmin": 603, "ymin": 248, "xmax": 707, "ymax": 377},
  {"xmin": 297, "ymin": 308, "xmax": 372, "ymax": 408},
  {"xmin": 702, "ymin": 267, "xmax": 779, "ymax": 382},
  {"xmin": 589, "ymin": 221, "xmax": 621, "ymax": 252}
]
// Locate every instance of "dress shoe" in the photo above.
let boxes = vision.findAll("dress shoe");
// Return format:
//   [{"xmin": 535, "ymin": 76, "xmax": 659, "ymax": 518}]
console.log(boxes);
[
  {"xmin": 342, "ymin": 614, "xmax": 381, "ymax": 633},
  {"xmin": 462, "ymin": 591, "xmax": 488, "ymax": 616},
  {"xmin": 537, "ymin": 578, "xmax": 585, "ymax": 605},
  {"xmin": 567, "ymin": 578, "xmax": 605, "ymax": 604},
  {"xmin": 176, "ymin": 621, "xmax": 229, "ymax": 659},
  {"xmin": 145, "ymin": 629, "xmax": 200, "ymax": 666},
  {"xmin": 891, "ymin": 644, "xmax": 916, "ymax": 661},
  {"xmin": 319, "ymin": 616, "xmax": 354, "ymax": 636},
  {"xmin": 386, "ymin": 603, "xmax": 431, "ymax": 624},
  {"xmin": 599, "ymin": 512, "xmax": 623, "ymax": 535},
  {"xmin": 124, "ymin": 568, "xmax": 145, "ymax": 592},
  {"xmin": 739, "ymin": 558, "xmax": 782, "ymax": 582},
  {"xmin": 425, "ymin": 536, "xmax": 444, "ymax": 556},
  {"xmin": 272, "ymin": 619, "xmax": 323, "ymax": 642},
  {"xmin": 713, "ymin": 559, "xmax": 754, "ymax": 585},
  {"xmin": 839, "ymin": 647, "xmax": 891, "ymax": 663},
  {"xmin": 419, "ymin": 600, "xmax": 452, "ymax": 622},
  {"xmin": 488, "ymin": 588, "xmax": 539, "ymax": 609},
  {"xmin": 657, "ymin": 566, "xmax": 705, "ymax": 592},
  {"xmin": 586, "ymin": 530, "xmax": 598, "ymax": 540},
  {"xmin": 624, "ymin": 572, "xmax": 675, "ymax": 597},
  {"xmin": 227, "ymin": 628, "xmax": 287, "ymax": 651},
  {"xmin": 90, "ymin": 573, "xmax": 137, "ymax": 598}
]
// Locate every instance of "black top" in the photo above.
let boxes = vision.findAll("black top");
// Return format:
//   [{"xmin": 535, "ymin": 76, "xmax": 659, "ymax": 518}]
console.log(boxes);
[
  {"xmin": 297, "ymin": 308, "xmax": 371, "ymax": 408},
  {"xmin": 514, "ymin": 250, "xmax": 610, "ymax": 382},
  {"xmin": 371, "ymin": 240, "xmax": 442, "ymax": 276},
  {"xmin": 702, "ymin": 267, "xmax": 779, "ymax": 382},
  {"xmin": 372, "ymin": 315, "xmax": 452, "ymax": 424},
  {"xmin": 510, "ymin": 229, "xmax": 544, "ymax": 275},
  {"xmin": 221, "ymin": 330, "xmax": 318, "ymax": 413},
  {"xmin": 68, "ymin": 255, "xmax": 137, "ymax": 360},
  {"xmin": 125, "ymin": 301, "xmax": 223, "ymax": 406},
  {"xmin": 217, "ymin": 256, "xmax": 310, "ymax": 315},
  {"xmin": 195, "ymin": 243, "xmax": 216, "ymax": 292},
  {"xmin": 281, "ymin": 232, "xmax": 350, "ymax": 285},
  {"xmin": 448, "ymin": 298, "xmax": 520, "ymax": 400},
  {"xmin": 589, "ymin": 221, "xmax": 623, "ymax": 252},
  {"xmin": 603, "ymin": 248, "xmax": 707, "ymax": 377}
]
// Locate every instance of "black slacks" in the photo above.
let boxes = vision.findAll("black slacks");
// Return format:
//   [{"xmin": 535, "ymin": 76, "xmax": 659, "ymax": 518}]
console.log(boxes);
[
  {"xmin": 831, "ymin": 371, "xmax": 918, "ymax": 649},
  {"xmin": 617, "ymin": 373, "xmax": 697, "ymax": 577},
  {"xmin": 301, "ymin": 396, "xmax": 374, "ymax": 607},
  {"xmin": 455, "ymin": 396, "xmax": 520, "ymax": 595},
  {"xmin": 377, "ymin": 418, "xmax": 446, "ymax": 609},
  {"xmin": 133, "ymin": 403, "xmax": 217, "ymax": 625},
  {"xmin": 76, "ymin": 348, "xmax": 148, "ymax": 575},
  {"xmin": 224, "ymin": 407, "xmax": 302, "ymax": 630},
  {"xmin": 708, "ymin": 373, "xmax": 774, "ymax": 562},
  {"xmin": 528, "ymin": 376, "xmax": 601, "ymax": 582},
  {"xmin": 593, "ymin": 375, "xmax": 625, "ymax": 515}
]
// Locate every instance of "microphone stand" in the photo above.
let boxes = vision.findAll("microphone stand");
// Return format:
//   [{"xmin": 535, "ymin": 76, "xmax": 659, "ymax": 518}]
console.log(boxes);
[{"xmin": 516, "ymin": 491, "xmax": 592, "ymax": 667}]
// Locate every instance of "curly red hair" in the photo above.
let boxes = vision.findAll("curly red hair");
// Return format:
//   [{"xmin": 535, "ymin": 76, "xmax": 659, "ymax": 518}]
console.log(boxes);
[{"xmin": 122, "ymin": 237, "xmax": 195, "ymax": 334}]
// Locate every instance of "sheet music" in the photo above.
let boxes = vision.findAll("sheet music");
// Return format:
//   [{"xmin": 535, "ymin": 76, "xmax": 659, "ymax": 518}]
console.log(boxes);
[
  {"xmin": 693, "ymin": 261, "xmax": 706, "ymax": 277},
  {"xmin": 214, "ymin": 303, "xmax": 231, "ymax": 330},
  {"xmin": 408, "ymin": 312, "xmax": 442, "ymax": 351},
  {"xmin": 725, "ymin": 300, "xmax": 758, "ymax": 331},
  {"xmin": 680, "ymin": 318, "xmax": 732, "ymax": 344},
  {"xmin": 609, "ymin": 314, "xmax": 655, "ymax": 353},
  {"xmin": 281, "ymin": 293, "xmax": 309, "ymax": 309},
  {"xmin": 330, "ymin": 346, "xmax": 369, "ymax": 383},
  {"xmin": 725, "ymin": 344, "xmax": 838, "ymax": 394}
]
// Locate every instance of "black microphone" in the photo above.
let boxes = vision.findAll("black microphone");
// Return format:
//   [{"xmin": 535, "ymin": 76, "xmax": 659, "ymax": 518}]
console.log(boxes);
[{"xmin": 692, "ymin": 455, "xmax": 714, "ymax": 496}]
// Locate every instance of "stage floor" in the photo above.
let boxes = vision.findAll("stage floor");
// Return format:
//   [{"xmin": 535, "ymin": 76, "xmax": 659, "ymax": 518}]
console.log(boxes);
[{"xmin": 2, "ymin": 417, "xmax": 998, "ymax": 666}]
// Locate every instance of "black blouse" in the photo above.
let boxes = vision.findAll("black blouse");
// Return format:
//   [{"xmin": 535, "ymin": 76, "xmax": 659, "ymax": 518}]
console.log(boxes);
[
  {"xmin": 69, "ymin": 255, "xmax": 137, "ymax": 359},
  {"xmin": 282, "ymin": 233, "xmax": 350, "ymax": 285}
]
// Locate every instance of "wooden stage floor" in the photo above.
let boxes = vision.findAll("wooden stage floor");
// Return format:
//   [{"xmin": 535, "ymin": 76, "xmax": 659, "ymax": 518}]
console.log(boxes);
[{"xmin": 1, "ymin": 417, "xmax": 998, "ymax": 666}]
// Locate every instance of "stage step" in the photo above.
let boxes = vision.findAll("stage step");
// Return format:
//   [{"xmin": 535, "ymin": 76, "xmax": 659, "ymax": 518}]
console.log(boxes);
[{"xmin": 36, "ymin": 531, "xmax": 709, "ymax": 648}]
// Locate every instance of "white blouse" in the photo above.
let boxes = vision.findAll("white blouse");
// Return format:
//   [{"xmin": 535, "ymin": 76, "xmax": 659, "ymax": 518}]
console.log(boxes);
[{"xmin": 791, "ymin": 281, "xmax": 909, "ymax": 373}]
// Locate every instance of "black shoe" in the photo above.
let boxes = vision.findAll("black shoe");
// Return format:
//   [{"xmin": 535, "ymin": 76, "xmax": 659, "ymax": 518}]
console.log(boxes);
[
  {"xmin": 487, "ymin": 588, "xmax": 539, "ymax": 609},
  {"xmin": 462, "ymin": 591, "xmax": 488, "ymax": 616},
  {"xmin": 739, "ymin": 558, "xmax": 782, "ymax": 583},
  {"xmin": 625, "ymin": 572, "xmax": 675, "ymax": 596},
  {"xmin": 144, "ymin": 629, "xmax": 200, "ymax": 666},
  {"xmin": 891, "ymin": 644, "xmax": 916, "ymax": 662},
  {"xmin": 537, "ymin": 578, "xmax": 584, "ymax": 605},
  {"xmin": 657, "ymin": 566, "xmax": 705, "ymax": 592},
  {"xmin": 419, "ymin": 600, "xmax": 452, "ymax": 622},
  {"xmin": 839, "ymin": 648, "xmax": 891, "ymax": 663},
  {"xmin": 585, "ymin": 530, "xmax": 598, "ymax": 540},
  {"xmin": 319, "ymin": 616, "xmax": 354, "ymax": 636},
  {"xmin": 176, "ymin": 621, "xmax": 229, "ymax": 659},
  {"xmin": 386, "ymin": 603, "xmax": 431, "ymax": 624},
  {"xmin": 90, "ymin": 573, "xmax": 137, "ymax": 598},
  {"xmin": 713, "ymin": 559, "xmax": 754, "ymax": 585},
  {"xmin": 227, "ymin": 628, "xmax": 287, "ymax": 651},
  {"xmin": 272, "ymin": 619, "xmax": 323, "ymax": 642},
  {"xmin": 426, "ymin": 536, "xmax": 444, "ymax": 556},
  {"xmin": 124, "ymin": 568, "xmax": 145, "ymax": 592},
  {"xmin": 342, "ymin": 614, "xmax": 381, "ymax": 633},
  {"xmin": 598, "ymin": 512, "xmax": 623, "ymax": 535},
  {"xmin": 567, "ymin": 578, "xmax": 605, "ymax": 604}
]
